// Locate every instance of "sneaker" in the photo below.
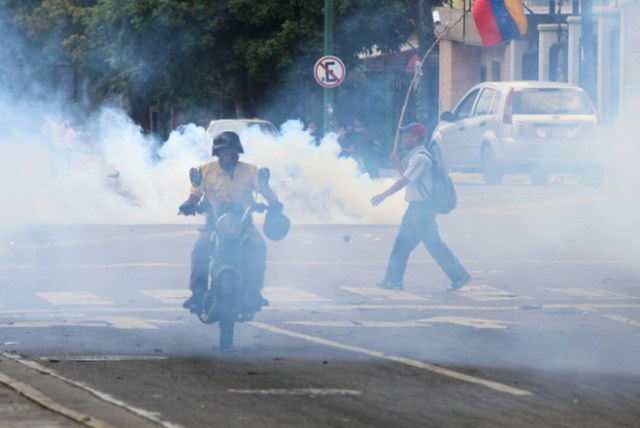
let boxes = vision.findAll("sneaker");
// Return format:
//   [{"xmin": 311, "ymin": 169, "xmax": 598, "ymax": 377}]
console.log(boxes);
[
  {"xmin": 447, "ymin": 274, "xmax": 471, "ymax": 292},
  {"xmin": 376, "ymin": 280, "xmax": 403, "ymax": 290}
]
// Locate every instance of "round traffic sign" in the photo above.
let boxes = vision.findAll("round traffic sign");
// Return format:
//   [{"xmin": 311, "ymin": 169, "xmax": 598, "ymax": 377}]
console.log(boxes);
[{"xmin": 314, "ymin": 56, "xmax": 346, "ymax": 88}]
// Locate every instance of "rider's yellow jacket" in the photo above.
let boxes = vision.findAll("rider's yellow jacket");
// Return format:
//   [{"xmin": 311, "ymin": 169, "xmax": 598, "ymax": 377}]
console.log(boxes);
[{"xmin": 190, "ymin": 161, "xmax": 259, "ymax": 210}]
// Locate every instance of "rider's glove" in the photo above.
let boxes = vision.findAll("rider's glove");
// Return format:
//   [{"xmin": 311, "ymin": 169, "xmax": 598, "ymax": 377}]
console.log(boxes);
[
  {"xmin": 178, "ymin": 200, "xmax": 197, "ymax": 216},
  {"xmin": 269, "ymin": 201, "xmax": 284, "ymax": 213}
]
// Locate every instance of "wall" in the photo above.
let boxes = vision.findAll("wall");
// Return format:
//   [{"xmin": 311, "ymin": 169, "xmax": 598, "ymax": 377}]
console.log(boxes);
[{"xmin": 439, "ymin": 40, "xmax": 482, "ymax": 111}]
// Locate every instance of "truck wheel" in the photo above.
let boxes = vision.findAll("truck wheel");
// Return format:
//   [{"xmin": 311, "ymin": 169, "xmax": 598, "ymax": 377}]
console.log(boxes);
[
  {"xmin": 580, "ymin": 165, "xmax": 605, "ymax": 187},
  {"xmin": 481, "ymin": 147, "xmax": 503, "ymax": 185},
  {"xmin": 529, "ymin": 167, "xmax": 549, "ymax": 186}
]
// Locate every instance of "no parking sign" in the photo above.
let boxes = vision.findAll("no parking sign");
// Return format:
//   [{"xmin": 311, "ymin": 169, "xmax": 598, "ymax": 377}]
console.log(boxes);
[{"xmin": 314, "ymin": 56, "xmax": 346, "ymax": 88}]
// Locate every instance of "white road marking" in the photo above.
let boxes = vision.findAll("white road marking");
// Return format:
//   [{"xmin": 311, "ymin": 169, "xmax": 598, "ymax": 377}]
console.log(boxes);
[
  {"xmin": 97, "ymin": 317, "xmax": 179, "ymax": 330},
  {"xmin": 599, "ymin": 314, "xmax": 640, "ymax": 328},
  {"xmin": 2, "ymin": 353, "xmax": 181, "ymax": 428},
  {"xmin": 262, "ymin": 287, "xmax": 330, "ymax": 302},
  {"xmin": 456, "ymin": 285, "xmax": 530, "ymax": 301},
  {"xmin": 287, "ymin": 316, "xmax": 517, "ymax": 330},
  {"xmin": 38, "ymin": 355, "xmax": 168, "ymax": 362},
  {"xmin": 36, "ymin": 291, "xmax": 113, "ymax": 306},
  {"xmin": 543, "ymin": 287, "xmax": 638, "ymax": 300},
  {"xmin": 0, "ymin": 317, "xmax": 179, "ymax": 330},
  {"xmin": 287, "ymin": 320, "xmax": 433, "ymax": 328},
  {"xmin": 420, "ymin": 316, "xmax": 518, "ymax": 329},
  {"xmin": 227, "ymin": 388, "xmax": 361, "ymax": 396},
  {"xmin": 2, "ymin": 302, "xmax": 640, "ymax": 316},
  {"xmin": 341, "ymin": 286, "xmax": 429, "ymax": 301},
  {"xmin": 138, "ymin": 289, "xmax": 190, "ymax": 304},
  {"xmin": 249, "ymin": 322, "xmax": 532, "ymax": 396}
]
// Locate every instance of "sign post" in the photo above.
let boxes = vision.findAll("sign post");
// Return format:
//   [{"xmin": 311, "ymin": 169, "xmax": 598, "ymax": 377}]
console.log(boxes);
[
  {"xmin": 315, "ymin": 55, "xmax": 346, "ymax": 135},
  {"xmin": 323, "ymin": 0, "xmax": 334, "ymax": 135}
]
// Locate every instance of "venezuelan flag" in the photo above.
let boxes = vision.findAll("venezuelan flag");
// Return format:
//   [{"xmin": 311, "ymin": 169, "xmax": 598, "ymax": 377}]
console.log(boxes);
[{"xmin": 472, "ymin": 0, "xmax": 527, "ymax": 47}]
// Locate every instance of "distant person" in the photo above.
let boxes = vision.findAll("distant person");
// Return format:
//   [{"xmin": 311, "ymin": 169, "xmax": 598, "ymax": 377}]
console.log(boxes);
[
  {"xmin": 370, "ymin": 123, "xmax": 471, "ymax": 291},
  {"xmin": 334, "ymin": 119, "xmax": 354, "ymax": 158},
  {"xmin": 306, "ymin": 120, "xmax": 320, "ymax": 146},
  {"xmin": 350, "ymin": 118, "xmax": 379, "ymax": 178},
  {"xmin": 45, "ymin": 118, "xmax": 75, "ymax": 177}
]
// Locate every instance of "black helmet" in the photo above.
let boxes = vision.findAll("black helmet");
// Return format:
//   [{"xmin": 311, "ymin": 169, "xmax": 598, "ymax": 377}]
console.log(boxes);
[
  {"xmin": 212, "ymin": 131, "xmax": 244, "ymax": 156},
  {"xmin": 263, "ymin": 211, "xmax": 290, "ymax": 241}
]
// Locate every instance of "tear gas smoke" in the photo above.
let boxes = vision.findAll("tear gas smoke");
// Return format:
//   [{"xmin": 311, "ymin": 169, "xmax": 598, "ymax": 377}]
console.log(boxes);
[{"xmin": 0, "ymin": 105, "xmax": 404, "ymax": 225}]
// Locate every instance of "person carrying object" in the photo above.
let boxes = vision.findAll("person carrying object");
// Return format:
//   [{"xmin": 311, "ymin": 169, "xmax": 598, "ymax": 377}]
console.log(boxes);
[{"xmin": 370, "ymin": 123, "xmax": 471, "ymax": 292}]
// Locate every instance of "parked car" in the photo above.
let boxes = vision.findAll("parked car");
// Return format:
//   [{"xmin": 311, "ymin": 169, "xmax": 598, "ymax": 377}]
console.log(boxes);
[
  {"xmin": 205, "ymin": 119, "xmax": 279, "ymax": 140},
  {"xmin": 430, "ymin": 81, "xmax": 605, "ymax": 185}
]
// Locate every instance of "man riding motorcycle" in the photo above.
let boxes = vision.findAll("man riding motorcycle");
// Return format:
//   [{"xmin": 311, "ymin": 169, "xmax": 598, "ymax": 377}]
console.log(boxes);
[{"xmin": 178, "ymin": 131, "xmax": 282, "ymax": 313}]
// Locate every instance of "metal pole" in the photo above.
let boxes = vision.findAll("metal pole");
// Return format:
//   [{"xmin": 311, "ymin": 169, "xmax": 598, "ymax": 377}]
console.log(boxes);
[
  {"xmin": 323, "ymin": 0, "xmax": 334, "ymax": 135},
  {"xmin": 580, "ymin": 0, "xmax": 596, "ymax": 103}
]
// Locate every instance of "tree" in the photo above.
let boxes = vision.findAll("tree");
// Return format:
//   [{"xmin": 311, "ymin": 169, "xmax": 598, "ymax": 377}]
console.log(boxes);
[{"xmin": 2, "ymin": 0, "xmax": 420, "ymax": 132}]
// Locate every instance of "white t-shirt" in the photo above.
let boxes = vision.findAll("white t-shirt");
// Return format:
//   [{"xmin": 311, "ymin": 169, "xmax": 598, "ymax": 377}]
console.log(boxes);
[{"xmin": 403, "ymin": 145, "xmax": 433, "ymax": 202}]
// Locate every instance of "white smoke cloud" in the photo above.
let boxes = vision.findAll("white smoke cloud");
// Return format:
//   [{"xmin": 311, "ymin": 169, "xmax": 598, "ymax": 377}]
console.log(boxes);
[{"xmin": 0, "ymin": 103, "xmax": 404, "ymax": 226}]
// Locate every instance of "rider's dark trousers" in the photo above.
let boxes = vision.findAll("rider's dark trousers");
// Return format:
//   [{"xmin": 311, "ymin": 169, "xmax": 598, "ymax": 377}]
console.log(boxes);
[
  {"xmin": 383, "ymin": 202, "xmax": 468, "ymax": 285},
  {"xmin": 190, "ymin": 224, "xmax": 267, "ymax": 296}
]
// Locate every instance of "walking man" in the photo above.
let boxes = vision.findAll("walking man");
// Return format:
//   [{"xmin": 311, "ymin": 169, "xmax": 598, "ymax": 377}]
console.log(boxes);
[{"xmin": 371, "ymin": 123, "xmax": 471, "ymax": 291}]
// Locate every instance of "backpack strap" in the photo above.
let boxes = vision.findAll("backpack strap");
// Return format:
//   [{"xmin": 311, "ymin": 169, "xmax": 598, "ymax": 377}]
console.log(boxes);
[{"xmin": 414, "ymin": 150, "xmax": 433, "ymax": 199}]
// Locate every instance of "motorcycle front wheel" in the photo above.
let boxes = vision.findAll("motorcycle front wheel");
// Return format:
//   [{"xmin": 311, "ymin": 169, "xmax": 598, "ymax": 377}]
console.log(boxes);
[{"xmin": 216, "ymin": 270, "xmax": 237, "ymax": 350}]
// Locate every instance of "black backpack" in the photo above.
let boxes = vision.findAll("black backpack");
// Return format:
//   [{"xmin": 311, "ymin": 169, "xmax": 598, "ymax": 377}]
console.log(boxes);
[{"xmin": 420, "ymin": 149, "xmax": 457, "ymax": 214}]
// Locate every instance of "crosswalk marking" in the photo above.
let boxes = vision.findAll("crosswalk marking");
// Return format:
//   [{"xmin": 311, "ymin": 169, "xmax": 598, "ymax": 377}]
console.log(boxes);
[
  {"xmin": 136, "ymin": 287, "xmax": 331, "ymax": 304},
  {"xmin": 0, "ymin": 317, "xmax": 179, "ymax": 330},
  {"xmin": 543, "ymin": 287, "xmax": 637, "ymax": 300},
  {"xmin": 287, "ymin": 316, "xmax": 517, "ymax": 329},
  {"xmin": 138, "ymin": 289, "xmax": 191, "ymax": 304},
  {"xmin": 341, "ymin": 286, "xmax": 429, "ymax": 301},
  {"xmin": 455, "ymin": 284, "xmax": 529, "ymax": 301},
  {"xmin": 287, "ymin": 320, "xmax": 431, "ymax": 328},
  {"xmin": 263, "ymin": 287, "xmax": 330, "ymax": 302},
  {"xmin": 36, "ymin": 292, "xmax": 113, "ymax": 306},
  {"xmin": 419, "ymin": 316, "xmax": 518, "ymax": 329},
  {"xmin": 600, "ymin": 314, "xmax": 640, "ymax": 328}
]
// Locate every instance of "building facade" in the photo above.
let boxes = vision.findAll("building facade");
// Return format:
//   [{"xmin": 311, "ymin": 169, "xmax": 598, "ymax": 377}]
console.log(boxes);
[{"xmin": 436, "ymin": 0, "xmax": 637, "ymax": 126}]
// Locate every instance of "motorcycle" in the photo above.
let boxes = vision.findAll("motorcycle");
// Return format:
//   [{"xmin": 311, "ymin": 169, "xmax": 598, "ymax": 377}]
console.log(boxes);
[{"xmin": 184, "ymin": 167, "xmax": 289, "ymax": 350}]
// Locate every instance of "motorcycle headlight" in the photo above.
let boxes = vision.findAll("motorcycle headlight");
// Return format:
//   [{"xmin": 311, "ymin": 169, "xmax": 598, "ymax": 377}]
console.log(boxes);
[{"xmin": 216, "ymin": 213, "xmax": 243, "ymax": 239}]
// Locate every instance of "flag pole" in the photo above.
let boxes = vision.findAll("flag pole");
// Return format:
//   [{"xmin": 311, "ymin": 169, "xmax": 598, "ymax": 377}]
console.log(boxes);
[{"xmin": 393, "ymin": 11, "xmax": 468, "ymax": 159}]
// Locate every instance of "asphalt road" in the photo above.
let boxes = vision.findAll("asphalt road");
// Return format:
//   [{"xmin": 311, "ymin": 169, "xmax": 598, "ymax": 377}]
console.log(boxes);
[{"xmin": 1, "ymin": 176, "xmax": 639, "ymax": 427}]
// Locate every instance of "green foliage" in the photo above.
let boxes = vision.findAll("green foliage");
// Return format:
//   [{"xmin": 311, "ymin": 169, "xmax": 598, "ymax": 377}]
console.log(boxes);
[{"xmin": 1, "ymin": 0, "xmax": 420, "ymax": 126}]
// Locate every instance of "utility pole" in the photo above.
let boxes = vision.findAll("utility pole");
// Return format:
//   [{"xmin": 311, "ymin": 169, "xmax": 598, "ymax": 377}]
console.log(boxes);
[
  {"xmin": 323, "ymin": 0, "xmax": 334, "ymax": 135},
  {"xmin": 580, "ymin": 0, "xmax": 597, "ymax": 103}
]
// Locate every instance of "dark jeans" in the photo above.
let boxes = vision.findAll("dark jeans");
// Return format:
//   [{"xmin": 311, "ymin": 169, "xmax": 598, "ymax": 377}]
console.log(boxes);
[
  {"xmin": 384, "ymin": 202, "xmax": 468, "ymax": 285},
  {"xmin": 190, "ymin": 224, "xmax": 267, "ymax": 296}
]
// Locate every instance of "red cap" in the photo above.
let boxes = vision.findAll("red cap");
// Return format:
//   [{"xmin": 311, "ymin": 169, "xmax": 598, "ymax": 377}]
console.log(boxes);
[{"xmin": 399, "ymin": 123, "xmax": 427, "ymax": 140}]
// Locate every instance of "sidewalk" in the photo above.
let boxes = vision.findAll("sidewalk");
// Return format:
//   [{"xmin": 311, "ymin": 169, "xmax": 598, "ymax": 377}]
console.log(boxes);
[
  {"xmin": 0, "ymin": 353, "xmax": 161, "ymax": 428},
  {"xmin": 0, "ymin": 373, "xmax": 86, "ymax": 427}
]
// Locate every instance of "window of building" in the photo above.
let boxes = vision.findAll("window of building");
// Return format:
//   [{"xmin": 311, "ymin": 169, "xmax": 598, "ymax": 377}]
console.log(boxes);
[{"xmin": 491, "ymin": 61, "xmax": 501, "ymax": 81}]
